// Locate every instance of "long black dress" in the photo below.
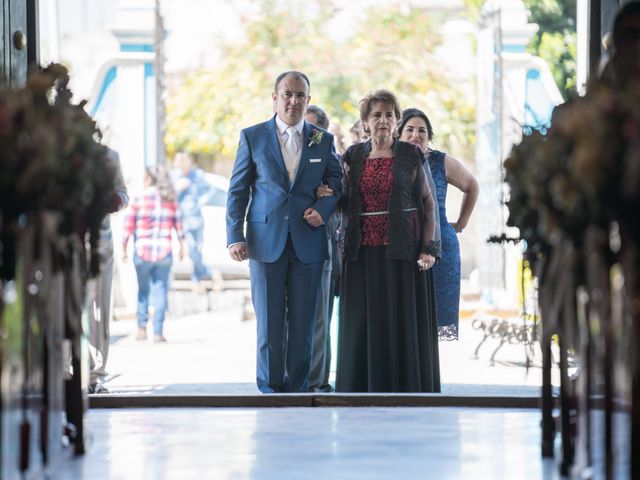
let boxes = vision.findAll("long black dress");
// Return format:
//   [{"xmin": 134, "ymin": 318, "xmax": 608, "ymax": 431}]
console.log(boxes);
[{"xmin": 336, "ymin": 141, "xmax": 441, "ymax": 393}]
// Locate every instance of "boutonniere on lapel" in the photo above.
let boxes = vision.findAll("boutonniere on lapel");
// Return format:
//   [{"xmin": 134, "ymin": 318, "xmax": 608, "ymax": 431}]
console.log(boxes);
[{"xmin": 307, "ymin": 128, "xmax": 324, "ymax": 147}]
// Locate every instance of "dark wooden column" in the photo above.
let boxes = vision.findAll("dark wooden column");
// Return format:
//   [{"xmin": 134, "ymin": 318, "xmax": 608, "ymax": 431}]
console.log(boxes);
[
  {"xmin": 588, "ymin": 0, "xmax": 602, "ymax": 80},
  {"xmin": 588, "ymin": 0, "xmax": 623, "ymax": 81},
  {"xmin": 0, "ymin": 0, "xmax": 29, "ymax": 84},
  {"xmin": 601, "ymin": 0, "xmax": 620, "ymax": 36},
  {"xmin": 26, "ymin": 0, "xmax": 38, "ymax": 67},
  {"xmin": 1, "ymin": 2, "xmax": 40, "ymax": 478}
]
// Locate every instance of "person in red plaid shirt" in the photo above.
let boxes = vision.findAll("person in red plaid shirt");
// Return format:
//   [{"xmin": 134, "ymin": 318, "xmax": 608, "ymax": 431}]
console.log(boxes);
[{"xmin": 122, "ymin": 166, "xmax": 185, "ymax": 342}]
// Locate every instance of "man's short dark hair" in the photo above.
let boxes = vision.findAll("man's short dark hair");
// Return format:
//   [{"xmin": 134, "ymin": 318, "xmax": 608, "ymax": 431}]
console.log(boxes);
[
  {"xmin": 306, "ymin": 105, "xmax": 329, "ymax": 129},
  {"xmin": 274, "ymin": 71, "xmax": 311, "ymax": 93}
]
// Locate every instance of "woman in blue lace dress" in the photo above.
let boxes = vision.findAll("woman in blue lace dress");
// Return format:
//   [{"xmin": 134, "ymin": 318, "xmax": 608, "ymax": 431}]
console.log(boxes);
[{"xmin": 399, "ymin": 108, "xmax": 478, "ymax": 340}]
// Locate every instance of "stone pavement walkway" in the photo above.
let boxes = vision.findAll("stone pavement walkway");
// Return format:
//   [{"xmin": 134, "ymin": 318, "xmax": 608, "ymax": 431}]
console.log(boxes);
[{"xmin": 103, "ymin": 289, "xmax": 558, "ymax": 396}]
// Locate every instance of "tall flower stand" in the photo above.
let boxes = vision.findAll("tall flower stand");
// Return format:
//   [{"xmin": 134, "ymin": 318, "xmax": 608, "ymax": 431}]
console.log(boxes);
[{"xmin": 0, "ymin": 214, "xmax": 88, "ymax": 478}]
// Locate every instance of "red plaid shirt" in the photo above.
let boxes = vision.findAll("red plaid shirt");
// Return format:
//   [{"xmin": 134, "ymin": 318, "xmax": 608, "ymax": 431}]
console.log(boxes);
[{"xmin": 123, "ymin": 187, "xmax": 184, "ymax": 262}]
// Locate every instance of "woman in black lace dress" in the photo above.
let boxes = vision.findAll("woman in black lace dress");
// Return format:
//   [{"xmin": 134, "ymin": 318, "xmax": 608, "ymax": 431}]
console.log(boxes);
[{"xmin": 335, "ymin": 90, "xmax": 441, "ymax": 392}]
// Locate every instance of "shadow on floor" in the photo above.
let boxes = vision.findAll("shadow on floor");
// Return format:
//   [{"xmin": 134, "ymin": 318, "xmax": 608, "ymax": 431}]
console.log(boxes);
[
  {"xmin": 105, "ymin": 382, "xmax": 259, "ymax": 395},
  {"xmin": 103, "ymin": 382, "xmax": 549, "ymax": 397}
]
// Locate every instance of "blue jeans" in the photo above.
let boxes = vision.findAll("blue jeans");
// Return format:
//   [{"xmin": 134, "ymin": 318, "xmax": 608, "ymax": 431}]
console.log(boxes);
[
  {"xmin": 185, "ymin": 227, "xmax": 211, "ymax": 283},
  {"xmin": 134, "ymin": 253, "xmax": 172, "ymax": 335}
]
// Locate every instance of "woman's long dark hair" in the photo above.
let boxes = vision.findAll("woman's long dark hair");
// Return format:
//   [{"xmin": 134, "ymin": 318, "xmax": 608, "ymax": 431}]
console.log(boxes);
[{"xmin": 145, "ymin": 165, "xmax": 176, "ymax": 202}]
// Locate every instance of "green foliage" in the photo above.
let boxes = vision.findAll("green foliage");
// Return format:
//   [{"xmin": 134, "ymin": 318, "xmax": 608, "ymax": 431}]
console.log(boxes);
[
  {"xmin": 523, "ymin": 0, "xmax": 577, "ymax": 98},
  {"xmin": 504, "ymin": 82, "xmax": 640, "ymax": 267},
  {"xmin": 0, "ymin": 64, "xmax": 118, "ymax": 279},
  {"xmin": 461, "ymin": 0, "xmax": 485, "ymax": 22},
  {"xmin": 460, "ymin": 0, "xmax": 577, "ymax": 99},
  {"xmin": 165, "ymin": 0, "xmax": 476, "ymax": 170}
]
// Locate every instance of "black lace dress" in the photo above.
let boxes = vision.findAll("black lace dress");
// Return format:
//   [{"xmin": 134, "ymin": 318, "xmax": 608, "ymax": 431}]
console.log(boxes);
[{"xmin": 335, "ymin": 141, "xmax": 441, "ymax": 393}]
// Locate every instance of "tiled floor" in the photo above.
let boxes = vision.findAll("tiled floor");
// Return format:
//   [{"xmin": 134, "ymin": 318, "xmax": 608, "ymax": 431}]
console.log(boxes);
[
  {"xmin": 52, "ymin": 293, "xmax": 628, "ymax": 480},
  {"xmin": 52, "ymin": 407, "xmax": 566, "ymax": 480},
  {"xmin": 104, "ymin": 292, "xmax": 558, "ymax": 397}
]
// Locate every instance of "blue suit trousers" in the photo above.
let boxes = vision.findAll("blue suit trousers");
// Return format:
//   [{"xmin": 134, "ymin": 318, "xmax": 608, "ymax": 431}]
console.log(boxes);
[{"xmin": 250, "ymin": 236, "xmax": 323, "ymax": 393}]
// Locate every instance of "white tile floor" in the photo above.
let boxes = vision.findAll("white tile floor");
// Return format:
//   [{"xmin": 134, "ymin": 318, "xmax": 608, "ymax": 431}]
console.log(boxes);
[
  {"xmin": 52, "ymin": 407, "xmax": 566, "ymax": 480},
  {"xmin": 59, "ymin": 293, "xmax": 629, "ymax": 480},
  {"xmin": 104, "ymin": 297, "xmax": 558, "ymax": 396}
]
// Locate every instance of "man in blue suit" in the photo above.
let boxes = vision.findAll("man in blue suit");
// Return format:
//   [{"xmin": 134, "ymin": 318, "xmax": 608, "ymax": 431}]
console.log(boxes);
[{"xmin": 226, "ymin": 71, "xmax": 342, "ymax": 393}]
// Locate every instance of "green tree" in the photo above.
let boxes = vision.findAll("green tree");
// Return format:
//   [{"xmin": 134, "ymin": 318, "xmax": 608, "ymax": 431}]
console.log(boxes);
[
  {"xmin": 165, "ymin": 0, "xmax": 339, "ymax": 170},
  {"xmin": 462, "ymin": 0, "xmax": 576, "ymax": 98},
  {"xmin": 461, "ymin": 0, "xmax": 484, "ymax": 22},
  {"xmin": 524, "ymin": 0, "xmax": 577, "ymax": 98},
  {"xmin": 165, "ymin": 0, "xmax": 476, "ymax": 171},
  {"xmin": 342, "ymin": 6, "xmax": 475, "ymax": 159}
]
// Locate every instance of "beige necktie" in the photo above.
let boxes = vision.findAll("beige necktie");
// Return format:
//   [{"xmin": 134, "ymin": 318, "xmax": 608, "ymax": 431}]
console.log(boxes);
[{"xmin": 284, "ymin": 126, "xmax": 299, "ymax": 182}]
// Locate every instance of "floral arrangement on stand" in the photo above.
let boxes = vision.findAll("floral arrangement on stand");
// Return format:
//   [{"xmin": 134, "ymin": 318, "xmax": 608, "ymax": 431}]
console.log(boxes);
[
  {"xmin": 0, "ymin": 63, "xmax": 118, "ymax": 280},
  {"xmin": 503, "ymin": 81, "xmax": 640, "ymax": 271},
  {"xmin": 503, "ymin": 78, "xmax": 640, "ymax": 477}
]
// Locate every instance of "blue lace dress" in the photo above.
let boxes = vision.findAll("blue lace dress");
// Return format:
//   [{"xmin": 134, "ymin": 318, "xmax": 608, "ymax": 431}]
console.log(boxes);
[{"xmin": 426, "ymin": 150, "xmax": 460, "ymax": 340}]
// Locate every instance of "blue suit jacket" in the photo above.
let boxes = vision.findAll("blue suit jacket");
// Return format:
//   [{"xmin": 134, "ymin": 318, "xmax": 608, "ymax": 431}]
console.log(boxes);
[{"xmin": 226, "ymin": 116, "xmax": 342, "ymax": 264}]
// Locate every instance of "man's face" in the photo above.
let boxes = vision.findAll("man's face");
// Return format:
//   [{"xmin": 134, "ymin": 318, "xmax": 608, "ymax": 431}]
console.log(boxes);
[{"xmin": 272, "ymin": 74, "xmax": 310, "ymax": 126}]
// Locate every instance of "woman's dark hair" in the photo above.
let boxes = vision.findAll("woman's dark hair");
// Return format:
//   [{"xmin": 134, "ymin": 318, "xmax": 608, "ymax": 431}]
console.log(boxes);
[
  {"xmin": 359, "ymin": 89, "xmax": 402, "ymax": 135},
  {"xmin": 399, "ymin": 108, "xmax": 434, "ymax": 141},
  {"xmin": 145, "ymin": 165, "xmax": 176, "ymax": 202}
]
